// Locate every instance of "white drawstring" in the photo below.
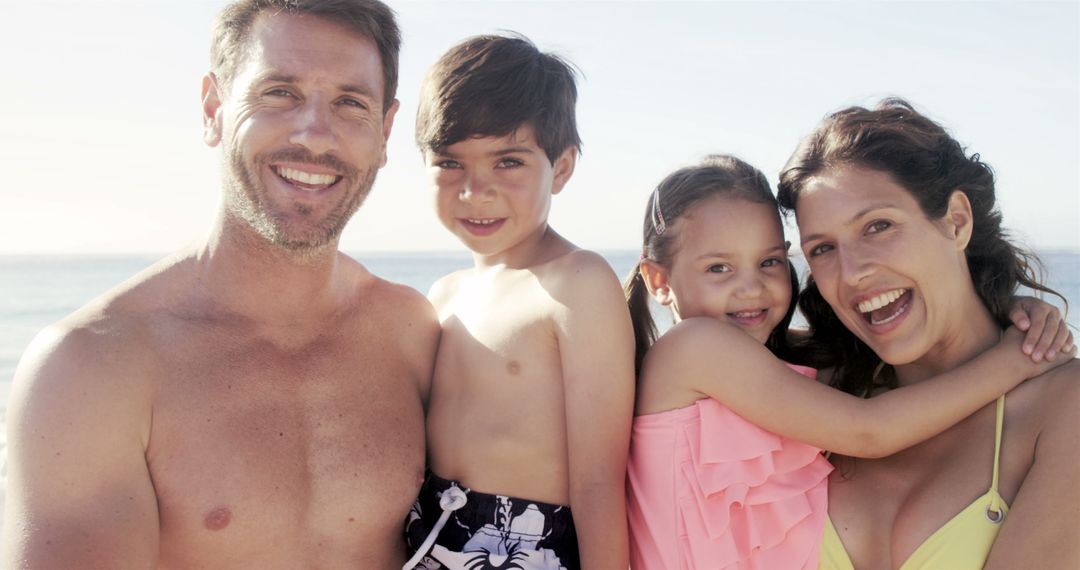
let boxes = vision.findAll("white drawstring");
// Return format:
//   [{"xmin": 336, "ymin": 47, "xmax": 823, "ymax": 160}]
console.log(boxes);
[{"xmin": 402, "ymin": 484, "xmax": 469, "ymax": 570}]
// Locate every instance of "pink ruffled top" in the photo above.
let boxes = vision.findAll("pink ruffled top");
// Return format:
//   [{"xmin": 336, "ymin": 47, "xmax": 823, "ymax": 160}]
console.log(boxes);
[{"xmin": 627, "ymin": 363, "xmax": 833, "ymax": 570}]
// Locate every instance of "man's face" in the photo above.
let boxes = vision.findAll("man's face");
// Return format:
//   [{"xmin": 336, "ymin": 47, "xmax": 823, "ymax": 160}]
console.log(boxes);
[{"xmin": 202, "ymin": 12, "xmax": 398, "ymax": 251}]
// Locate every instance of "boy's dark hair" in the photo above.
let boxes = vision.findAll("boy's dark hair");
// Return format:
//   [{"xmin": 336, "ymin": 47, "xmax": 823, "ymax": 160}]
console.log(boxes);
[
  {"xmin": 777, "ymin": 97, "xmax": 1066, "ymax": 397},
  {"xmin": 623, "ymin": 154, "xmax": 800, "ymax": 375},
  {"xmin": 211, "ymin": 0, "xmax": 401, "ymax": 113},
  {"xmin": 415, "ymin": 34, "xmax": 582, "ymax": 163}
]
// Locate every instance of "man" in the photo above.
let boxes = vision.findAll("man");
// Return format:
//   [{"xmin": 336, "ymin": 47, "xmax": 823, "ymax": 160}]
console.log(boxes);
[{"xmin": 2, "ymin": 1, "xmax": 439, "ymax": 567}]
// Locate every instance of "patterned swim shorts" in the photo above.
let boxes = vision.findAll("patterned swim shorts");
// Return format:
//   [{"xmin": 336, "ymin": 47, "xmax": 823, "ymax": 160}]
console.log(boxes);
[{"xmin": 404, "ymin": 471, "xmax": 580, "ymax": 570}]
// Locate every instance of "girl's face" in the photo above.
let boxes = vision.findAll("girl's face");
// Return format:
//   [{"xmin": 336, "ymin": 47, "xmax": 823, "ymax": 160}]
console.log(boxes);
[
  {"xmin": 647, "ymin": 195, "xmax": 792, "ymax": 344},
  {"xmin": 794, "ymin": 165, "xmax": 975, "ymax": 366}
]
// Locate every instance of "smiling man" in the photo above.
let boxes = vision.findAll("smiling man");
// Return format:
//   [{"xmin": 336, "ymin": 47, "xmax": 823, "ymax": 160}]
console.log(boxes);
[{"xmin": 2, "ymin": 1, "xmax": 440, "ymax": 568}]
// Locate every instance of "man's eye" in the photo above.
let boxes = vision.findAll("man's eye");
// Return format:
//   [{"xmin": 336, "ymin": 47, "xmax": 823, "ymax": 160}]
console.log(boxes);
[
  {"xmin": 265, "ymin": 88, "xmax": 295, "ymax": 98},
  {"xmin": 340, "ymin": 98, "xmax": 368, "ymax": 109}
]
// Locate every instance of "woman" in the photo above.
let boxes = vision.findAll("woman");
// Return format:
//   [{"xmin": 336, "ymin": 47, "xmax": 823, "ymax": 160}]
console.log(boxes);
[{"xmin": 777, "ymin": 98, "xmax": 1079, "ymax": 569}]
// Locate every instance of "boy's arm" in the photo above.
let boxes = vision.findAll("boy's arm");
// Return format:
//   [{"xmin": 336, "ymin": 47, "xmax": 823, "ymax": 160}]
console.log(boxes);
[
  {"xmin": 2, "ymin": 326, "xmax": 159, "ymax": 569},
  {"xmin": 552, "ymin": 253, "xmax": 635, "ymax": 569},
  {"xmin": 659, "ymin": 318, "xmax": 1071, "ymax": 458}
]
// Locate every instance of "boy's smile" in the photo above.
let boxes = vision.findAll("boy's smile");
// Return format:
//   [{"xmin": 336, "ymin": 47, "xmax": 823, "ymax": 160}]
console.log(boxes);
[{"xmin": 426, "ymin": 125, "xmax": 575, "ymax": 267}]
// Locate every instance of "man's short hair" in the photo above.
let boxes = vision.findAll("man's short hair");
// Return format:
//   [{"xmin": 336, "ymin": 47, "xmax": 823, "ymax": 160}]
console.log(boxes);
[
  {"xmin": 211, "ymin": 0, "xmax": 400, "ymax": 112},
  {"xmin": 416, "ymin": 34, "xmax": 582, "ymax": 163}
]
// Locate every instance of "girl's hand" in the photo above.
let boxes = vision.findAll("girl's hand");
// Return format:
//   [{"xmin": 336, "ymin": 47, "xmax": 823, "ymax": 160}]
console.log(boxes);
[
  {"xmin": 999, "ymin": 326, "xmax": 1076, "ymax": 379},
  {"xmin": 1008, "ymin": 296, "xmax": 1074, "ymax": 362}
]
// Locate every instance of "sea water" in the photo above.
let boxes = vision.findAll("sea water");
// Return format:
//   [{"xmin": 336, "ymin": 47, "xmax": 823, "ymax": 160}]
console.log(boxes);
[{"xmin": 0, "ymin": 250, "xmax": 1076, "ymax": 524}]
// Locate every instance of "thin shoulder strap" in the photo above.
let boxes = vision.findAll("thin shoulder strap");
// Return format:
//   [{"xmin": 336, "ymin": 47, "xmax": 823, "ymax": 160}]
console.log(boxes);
[{"xmin": 986, "ymin": 395, "xmax": 1006, "ymax": 521}]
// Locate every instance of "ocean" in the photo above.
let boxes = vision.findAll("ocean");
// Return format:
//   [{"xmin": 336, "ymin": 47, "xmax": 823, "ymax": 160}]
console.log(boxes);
[
  {"xmin": 2, "ymin": 249, "xmax": 1078, "ymax": 401},
  {"xmin": 0, "ymin": 249, "xmax": 1076, "ymax": 524}
]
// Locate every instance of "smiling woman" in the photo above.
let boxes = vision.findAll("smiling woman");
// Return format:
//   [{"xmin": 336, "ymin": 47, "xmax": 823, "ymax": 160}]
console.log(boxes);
[{"xmin": 778, "ymin": 98, "xmax": 1080, "ymax": 570}]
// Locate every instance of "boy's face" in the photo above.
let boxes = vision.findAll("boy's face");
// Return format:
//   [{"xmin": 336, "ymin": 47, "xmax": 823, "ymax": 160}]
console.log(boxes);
[{"xmin": 425, "ymin": 125, "xmax": 575, "ymax": 264}]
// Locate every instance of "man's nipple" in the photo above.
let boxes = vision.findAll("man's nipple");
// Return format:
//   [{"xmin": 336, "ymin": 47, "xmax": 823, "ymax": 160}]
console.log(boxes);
[{"xmin": 204, "ymin": 506, "xmax": 232, "ymax": 531}]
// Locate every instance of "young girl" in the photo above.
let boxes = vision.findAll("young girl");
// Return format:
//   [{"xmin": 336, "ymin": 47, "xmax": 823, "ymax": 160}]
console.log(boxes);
[{"xmin": 622, "ymin": 155, "xmax": 1072, "ymax": 569}]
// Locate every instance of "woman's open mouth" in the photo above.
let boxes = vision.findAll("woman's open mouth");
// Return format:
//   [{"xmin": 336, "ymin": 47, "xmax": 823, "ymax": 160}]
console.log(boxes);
[{"xmin": 856, "ymin": 288, "xmax": 912, "ymax": 326}]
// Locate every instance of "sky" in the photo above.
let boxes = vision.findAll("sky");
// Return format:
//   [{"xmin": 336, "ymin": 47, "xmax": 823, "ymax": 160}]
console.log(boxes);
[{"xmin": 0, "ymin": 0, "xmax": 1077, "ymax": 255}]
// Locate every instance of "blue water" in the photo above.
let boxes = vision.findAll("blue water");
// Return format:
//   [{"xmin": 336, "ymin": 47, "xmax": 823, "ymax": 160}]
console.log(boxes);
[{"xmin": 1, "ymin": 250, "xmax": 1077, "ymax": 402}]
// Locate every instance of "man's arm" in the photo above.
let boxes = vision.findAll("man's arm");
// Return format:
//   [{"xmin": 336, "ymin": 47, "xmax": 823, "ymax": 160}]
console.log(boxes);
[
  {"xmin": 2, "ymin": 323, "xmax": 159, "ymax": 569},
  {"xmin": 552, "ymin": 251, "xmax": 635, "ymax": 569}
]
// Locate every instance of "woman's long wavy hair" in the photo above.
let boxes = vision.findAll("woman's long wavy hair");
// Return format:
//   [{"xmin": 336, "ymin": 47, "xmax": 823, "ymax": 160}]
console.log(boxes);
[
  {"xmin": 777, "ymin": 98, "xmax": 1066, "ymax": 396},
  {"xmin": 623, "ymin": 154, "xmax": 800, "ymax": 375}
]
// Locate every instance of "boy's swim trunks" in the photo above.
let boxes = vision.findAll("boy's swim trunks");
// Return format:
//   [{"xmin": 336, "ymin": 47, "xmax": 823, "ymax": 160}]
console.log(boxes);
[{"xmin": 404, "ymin": 471, "xmax": 579, "ymax": 570}]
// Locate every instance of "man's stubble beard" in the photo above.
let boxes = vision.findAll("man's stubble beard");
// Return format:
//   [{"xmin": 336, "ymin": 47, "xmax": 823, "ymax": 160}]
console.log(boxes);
[{"xmin": 223, "ymin": 145, "xmax": 377, "ymax": 253}]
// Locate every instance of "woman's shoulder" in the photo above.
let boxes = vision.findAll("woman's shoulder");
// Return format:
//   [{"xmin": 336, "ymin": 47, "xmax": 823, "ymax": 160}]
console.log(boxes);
[{"xmin": 1004, "ymin": 358, "xmax": 1080, "ymax": 429}]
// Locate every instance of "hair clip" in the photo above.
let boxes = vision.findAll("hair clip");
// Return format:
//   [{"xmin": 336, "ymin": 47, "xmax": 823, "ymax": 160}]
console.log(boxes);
[{"xmin": 651, "ymin": 188, "xmax": 667, "ymax": 236}]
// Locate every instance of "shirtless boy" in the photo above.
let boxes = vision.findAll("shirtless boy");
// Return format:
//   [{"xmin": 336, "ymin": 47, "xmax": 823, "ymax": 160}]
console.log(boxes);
[
  {"xmin": 3, "ymin": 1, "xmax": 440, "ymax": 568},
  {"xmin": 401, "ymin": 35, "xmax": 636, "ymax": 569}
]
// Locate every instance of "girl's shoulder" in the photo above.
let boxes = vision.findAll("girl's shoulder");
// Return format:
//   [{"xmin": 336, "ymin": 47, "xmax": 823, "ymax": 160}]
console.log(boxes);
[{"xmin": 642, "ymin": 318, "xmax": 784, "ymax": 385}]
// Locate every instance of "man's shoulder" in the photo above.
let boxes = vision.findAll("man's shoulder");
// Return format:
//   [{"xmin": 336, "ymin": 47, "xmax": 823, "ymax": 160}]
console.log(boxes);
[{"xmin": 348, "ymin": 261, "xmax": 440, "ymax": 330}]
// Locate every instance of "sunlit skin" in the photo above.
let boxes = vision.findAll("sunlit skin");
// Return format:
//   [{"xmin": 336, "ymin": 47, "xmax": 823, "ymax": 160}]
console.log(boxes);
[
  {"xmin": 422, "ymin": 125, "xmax": 634, "ymax": 567},
  {"xmin": 207, "ymin": 12, "xmax": 397, "ymax": 251},
  {"xmin": 644, "ymin": 195, "xmax": 792, "ymax": 344},
  {"xmin": 793, "ymin": 164, "xmax": 1080, "ymax": 569},
  {"xmin": 425, "ymin": 125, "xmax": 575, "ymax": 268},
  {"xmin": 1, "ymin": 12, "xmax": 440, "ymax": 570}
]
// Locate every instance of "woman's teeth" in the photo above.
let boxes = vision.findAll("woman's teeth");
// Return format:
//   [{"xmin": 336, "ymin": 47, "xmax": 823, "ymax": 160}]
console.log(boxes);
[{"xmin": 857, "ymin": 289, "xmax": 906, "ymax": 313}]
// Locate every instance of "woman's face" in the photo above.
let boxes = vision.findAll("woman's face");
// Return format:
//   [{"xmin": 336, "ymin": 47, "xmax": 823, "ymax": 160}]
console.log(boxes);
[{"xmin": 794, "ymin": 165, "xmax": 973, "ymax": 366}]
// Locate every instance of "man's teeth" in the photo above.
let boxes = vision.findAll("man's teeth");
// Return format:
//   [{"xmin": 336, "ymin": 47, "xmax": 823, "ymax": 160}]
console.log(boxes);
[
  {"xmin": 857, "ymin": 289, "xmax": 906, "ymax": 313},
  {"xmin": 467, "ymin": 219, "xmax": 498, "ymax": 225},
  {"xmin": 276, "ymin": 167, "xmax": 338, "ymax": 186}
]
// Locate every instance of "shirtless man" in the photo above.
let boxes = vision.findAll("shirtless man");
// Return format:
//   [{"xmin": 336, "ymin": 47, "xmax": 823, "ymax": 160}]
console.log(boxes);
[{"xmin": 2, "ymin": 1, "xmax": 440, "ymax": 568}]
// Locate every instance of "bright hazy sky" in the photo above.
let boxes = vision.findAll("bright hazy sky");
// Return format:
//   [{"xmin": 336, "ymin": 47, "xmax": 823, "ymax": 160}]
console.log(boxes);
[{"xmin": 1, "ymin": 1, "xmax": 1077, "ymax": 255}]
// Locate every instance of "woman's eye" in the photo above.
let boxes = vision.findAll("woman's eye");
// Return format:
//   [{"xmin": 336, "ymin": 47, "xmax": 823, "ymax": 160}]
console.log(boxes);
[
  {"xmin": 866, "ymin": 220, "xmax": 892, "ymax": 234},
  {"xmin": 808, "ymin": 243, "xmax": 834, "ymax": 257},
  {"xmin": 707, "ymin": 264, "xmax": 730, "ymax": 273}
]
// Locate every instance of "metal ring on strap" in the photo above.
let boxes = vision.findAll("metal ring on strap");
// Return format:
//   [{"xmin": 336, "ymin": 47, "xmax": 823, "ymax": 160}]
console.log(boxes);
[{"xmin": 985, "ymin": 505, "xmax": 1004, "ymax": 524}]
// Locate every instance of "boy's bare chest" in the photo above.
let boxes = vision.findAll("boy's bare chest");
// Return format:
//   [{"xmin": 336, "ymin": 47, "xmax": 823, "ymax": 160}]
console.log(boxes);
[{"xmin": 145, "ymin": 326, "xmax": 425, "ymax": 565}]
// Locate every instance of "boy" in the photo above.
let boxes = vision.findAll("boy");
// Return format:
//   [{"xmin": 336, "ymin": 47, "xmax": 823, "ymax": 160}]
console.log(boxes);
[{"xmin": 404, "ymin": 35, "xmax": 635, "ymax": 569}]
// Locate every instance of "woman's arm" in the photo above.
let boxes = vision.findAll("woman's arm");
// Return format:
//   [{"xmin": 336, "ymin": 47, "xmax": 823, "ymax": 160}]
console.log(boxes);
[
  {"xmin": 984, "ymin": 362, "xmax": 1080, "ymax": 569},
  {"xmin": 648, "ymin": 318, "xmax": 1071, "ymax": 458}
]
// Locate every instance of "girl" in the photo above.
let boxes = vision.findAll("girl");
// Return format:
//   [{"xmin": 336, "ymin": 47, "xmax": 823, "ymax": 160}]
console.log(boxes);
[{"xmin": 622, "ymin": 155, "xmax": 1072, "ymax": 569}]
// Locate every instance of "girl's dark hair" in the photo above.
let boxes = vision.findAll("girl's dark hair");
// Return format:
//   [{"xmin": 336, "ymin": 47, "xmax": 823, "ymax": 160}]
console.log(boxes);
[
  {"xmin": 623, "ymin": 154, "xmax": 799, "ymax": 375},
  {"xmin": 777, "ymin": 98, "xmax": 1066, "ymax": 396}
]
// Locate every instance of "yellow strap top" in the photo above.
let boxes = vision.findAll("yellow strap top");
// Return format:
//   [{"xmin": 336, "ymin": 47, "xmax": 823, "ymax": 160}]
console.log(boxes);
[{"xmin": 820, "ymin": 395, "xmax": 1008, "ymax": 570}]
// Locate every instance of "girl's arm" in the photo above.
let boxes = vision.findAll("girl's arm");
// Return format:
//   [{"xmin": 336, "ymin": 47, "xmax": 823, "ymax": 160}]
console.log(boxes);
[
  {"xmin": 1008, "ymin": 295, "xmax": 1073, "ymax": 362},
  {"xmin": 646, "ymin": 318, "xmax": 1072, "ymax": 458}
]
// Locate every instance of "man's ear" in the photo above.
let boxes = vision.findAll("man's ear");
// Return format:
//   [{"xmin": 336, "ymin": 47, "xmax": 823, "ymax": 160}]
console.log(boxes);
[
  {"xmin": 201, "ymin": 73, "xmax": 224, "ymax": 147},
  {"xmin": 550, "ymin": 147, "xmax": 578, "ymax": 195},
  {"xmin": 944, "ymin": 190, "xmax": 975, "ymax": 251},
  {"xmin": 640, "ymin": 259, "xmax": 675, "ymax": 306},
  {"xmin": 378, "ymin": 98, "xmax": 400, "ymax": 168}
]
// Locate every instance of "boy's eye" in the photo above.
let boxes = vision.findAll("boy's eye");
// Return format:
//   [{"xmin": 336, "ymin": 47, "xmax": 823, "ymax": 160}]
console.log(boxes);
[
  {"xmin": 434, "ymin": 159, "xmax": 462, "ymax": 169},
  {"xmin": 496, "ymin": 157, "xmax": 523, "ymax": 168},
  {"xmin": 866, "ymin": 220, "xmax": 892, "ymax": 234},
  {"xmin": 808, "ymin": 243, "xmax": 834, "ymax": 257},
  {"xmin": 761, "ymin": 257, "xmax": 783, "ymax": 268},
  {"xmin": 707, "ymin": 264, "xmax": 731, "ymax": 274}
]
